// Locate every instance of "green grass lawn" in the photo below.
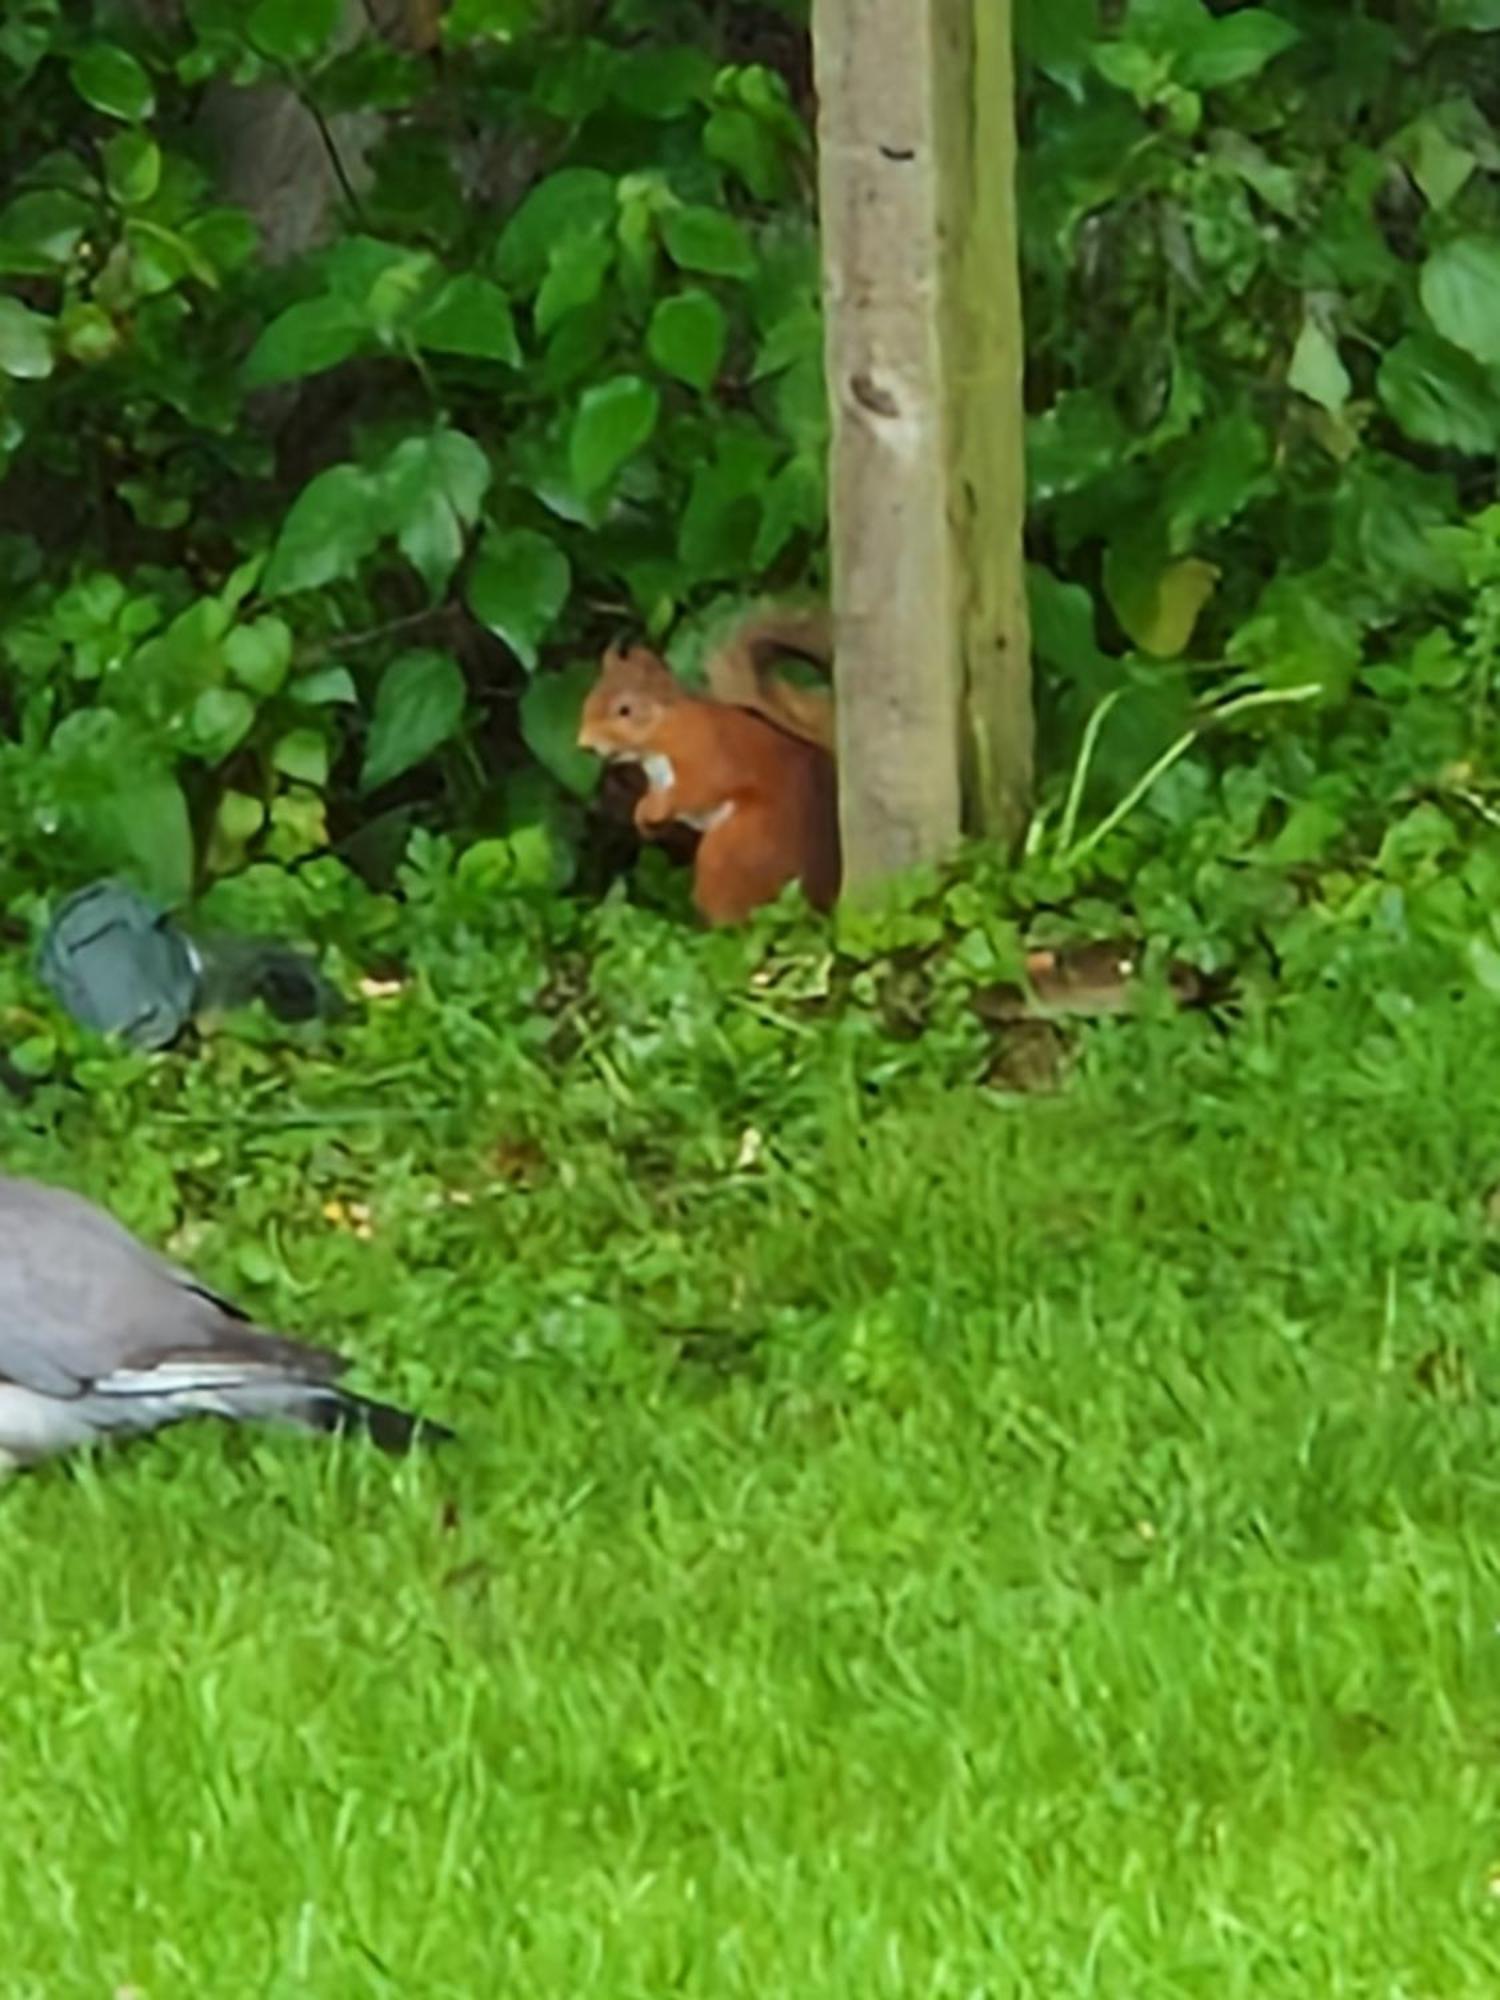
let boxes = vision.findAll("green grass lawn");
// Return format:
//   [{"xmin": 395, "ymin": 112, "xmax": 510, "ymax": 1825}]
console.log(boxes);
[{"xmin": 5, "ymin": 963, "xmax": 1500, "ymax": 1997}]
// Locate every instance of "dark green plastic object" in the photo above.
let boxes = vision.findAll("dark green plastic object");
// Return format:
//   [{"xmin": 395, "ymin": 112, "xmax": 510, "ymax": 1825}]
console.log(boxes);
[{"xmin": 37, "ymin": 881, "xmax": 344, "ymax": 1051}]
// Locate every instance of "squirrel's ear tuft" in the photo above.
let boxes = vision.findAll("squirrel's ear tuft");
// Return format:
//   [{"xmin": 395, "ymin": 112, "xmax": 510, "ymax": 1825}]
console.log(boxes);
[{"xmin": 602, "ymin": 630, "xmax": 636, "ymax": 673}]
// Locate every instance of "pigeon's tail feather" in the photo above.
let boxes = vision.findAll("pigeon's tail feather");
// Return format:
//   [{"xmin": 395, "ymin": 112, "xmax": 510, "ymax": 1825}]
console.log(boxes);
[{"xmin": 301, "ymin": 1387, "xmax": 456, "ymax": 1455}]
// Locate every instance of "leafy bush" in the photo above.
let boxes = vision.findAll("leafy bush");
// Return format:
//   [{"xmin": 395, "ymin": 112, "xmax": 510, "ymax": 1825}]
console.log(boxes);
[
  {"xmin": 0, "ymin": 0, "xmax": 822, "ymax": 909},
  {"xmin": 6, "ymin": 0, "xmax": 1500, "ymax": 996}
]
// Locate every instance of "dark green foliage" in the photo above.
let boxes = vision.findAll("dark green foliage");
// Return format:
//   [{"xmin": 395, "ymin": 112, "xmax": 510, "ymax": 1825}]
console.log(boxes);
[
  {"xmin": 0, "ymin": 0, "xmax": 823, "ymax": 910},
  {"xmin": 4, "ymin": 0, "xmax": 1500, "ymax": 1002}
]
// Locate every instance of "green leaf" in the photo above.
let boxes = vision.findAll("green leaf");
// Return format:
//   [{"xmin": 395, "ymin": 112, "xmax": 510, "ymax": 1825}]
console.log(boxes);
[
  {"xmin": 520, "ymin": 661, "xmax": 602, "ymax": 798},
  {"xmin": 568, "ymin": 375, "xmax": 660, "ymax": 495},
  {"xmin": 248, "ymin": 0, "xmax": 342, "ymax": 64},
  {"xmin": 661, "ymin": 206, "xmax": 755, "ymax": 279},
  {"xmin": 1396, "ymin": 116, "xmax": 1476, "ymax": 211},
  {"xmin": 1227, "ymin": 573, "xmax": 1361, "ymax": 697},
  {"xmin": 447, "ymin": 0, "xmax": 540, "ymax": 44},
  {"xmin": 1378, "ymin": 333, "xmax": 1500, "ymax": 454},
  {"xmin": 69, "ymin": 44, "xmax": 155, "ymax": 122},
  {"xmin": 0, "ymin": 191, "xmax": 94, "ymax": 274},
  {"xmin": 210, "ymin": 790, "xmax": 266, "ymax": 871},
  {"xmin": 1288, "ymin": 317, "xmax": 1350, "ymax": 413},
  {"xmin": 411, "ymin": 275, "xmax": 521, "ymax": 363},
  {"xmin": 495, "ymin": 169, "xmax": 616, "ymax": 291},
  {"xmin": 263, "ymin": 464, "xmax": 384, "ymax": 597},
  {"xmin": 678, "ymin": 434, "xmax": 779, "ymax": 580},
  {"xmin": 224, "ymin": 617, "xmax": 293, "ymax": 697},
  {"xmin": 0, "ymin": 297, "xmax": 53, "ymax": 380},
  {"xmin": 1028, "ymin": 566, "xmax": 1117, "ymax": 696},
  {"xmin": 105, "ymin": 773, "xmax": 193, "ymax": 904},
  {"xmin": 535, "ymin": 235, "xmax": 614, "ymax": 338},
  {"xmin": 191, "ymin": 686, "xmax": 257, "ymax": 762},
  {"xmin": 183, "ymin": 208, "xmax": 260, "ymax": 277},
  {"xmin": 752, "ymin": 452, "xmax": 824, "ymax": 567},
  {"xmin": 1439, "ymin": 0, "xmax": 1500, "ymax": 25},
  {"xmin": 647, "ymin": 290, "xmax": 727, "ymax": 391},
  {"xmin": 1265, "ymin": 798, "xmax": 1344, "ymax": 867},
  {"xmin": 1027, "ymin": 390, "xmax": 1131, "ymax": 503},
  {"xmin": 102, "ymin": 132, "xmax": 161, "ymax": 207},
  {"xmin": 1420, "ymin": 236, "xmax": 1500, "ymax": 364},
  {"xmin": 291, "ymin": 666, "xmax": 359, "ymax": 706},
  {"xmin": 1161, "ymin": 406, "xmax": 1270, "ymax": 546},
  {"xmin": 379, "ymin": 429, "xmax": 492, "ymax": 596},
  {"xmin": 614, "ymin": 46, "xmax": 716, "ymax": 118},
  {"xmin": 1016, "ymin": 0, "xmax": 1100, "ymax": 96},
  {"xmin": 244, "ymin": 298, "xmax": 367, "ymax": 386},
  {"xmin": 467, "ymin": 527, "xmax": 571, "ymax": 671},
  {"xmin": 704, "ymin": 107, "xmax": 788, "ymax": 202},
  {"xmin": 59, "ymin": 303, "xmax": 120, "ymax": 366},
  {"xmin": 273, "ymin": 728, "xmax": 330, "ymax": 788},
  {"xmin": 752, "ymin": 303, "xmax": 822, "ymax": 381},
  {"xmin": 1180, "ymin": 10, "xmax": 1298, "ymax": 88},
  {"xmin": 1104, "ymin": 549, "xmax": 1219, "ymax": 658},
  {"xmin": 361, "ymin": 648, "xmax": 467, "ymax": 792}
]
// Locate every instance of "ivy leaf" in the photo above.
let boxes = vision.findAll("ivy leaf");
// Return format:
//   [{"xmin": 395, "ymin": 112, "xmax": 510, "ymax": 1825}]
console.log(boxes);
[
  {"xmin": 380, "ymin": 429, "xmax": 492, "ymax": 596},
  {"xmin": 69, "ymin": 44, "xmax": 155, "ymax": 122},
  {"xmin": 612, "ymin": 46, "xmax": 716, "ymax": 117},
  {"xmin": 1420, "ymin": 236, "xmax": 1500, "ymax": 364},
  {"xmin": 1378, "ymin": 333, "xmax": 1500, "ymax": 454},
  {"xmin": 60, "ymin": 303, "xmax": 120, "ymax": 367},
  {"xmin": 0, "ymin": 191, "xmax": 94, "ymax": 274},
  {"xmin": 273, "ymin": 728, "xmax": 330, "ymax": 788},
  {"xmin": 245, "ymin": 298, "xmax": 367, "ymax": 386},
  {"xmin": 753, "ymin": 303, "xmax": 822, "ymax": 380},
  {"xmin": 467, "ymin": 527, "xmax": 571, "ymax": 671},
  {"xmin": 662, "ymin": 206, "xmax": 755, "ymax": 279},
  {"xmin": 1288, "ymin": 317, "xmax": 1351, "ymax": 412},
  {"xmin": 292, "ymin": 666, "xmax": 359, "ymax": 706},
  {"xmin": 704, "ymin": 107, "xmax": 788, "ymax": 202},
  {"xmin": 520, "ymin": 661, "xmax": 602, "ymax": 798},
  {"xmin": 1395, "ymin": 115, "xmax": 1476, "ymax": 211},
  {"xmin": 1161, "ymin": 406, "xmax": 1270, "ymax": 546},
  {"xmin": 1180, "ymin": 10, "xmax": 1298, "ymax": 88},
  {"xmin": 648, "ymin": 290, "xmax": 727, "ymax": 391},
  {"xmin": 447, "ymin": 0, "xmax": 539, "ymax": 41},
  {"xmin": 248, "ymin": 0, "xmax": 342, "ymax": 65},
  {"xmin": 102, "ymin": 773, "xmax": 193, "ymax": 904},
  {"xmin": 1228, "ymin": 573, "xmax": 1361, "ymax": 697},
  {"xmin": 678, "ymin": 433, "xmax": 779, "ymax": 580},
  {"xmin": 495, "ymin": 169, "xmax": 617, "ymax": 291},
  {"xmin": 0, "ymin": 296, "xmax": 53, "ymax": 380},
  {"xmin": 411, "ymin": 275, "xmax": 520, "ymax": 363},
  {"xmin": 360, "ymin": 649, "xmax": 467, "ymax": 792},
  {"xmin": 752, "ymin": 453, "xmax": 825, "ymax": 567},
  {"xmin": 102, "ymin": 132, "xmax": 161, "ymax": 207},
  {"xmin": 1104, "ymin": 546, "xmax": 1220, "ymax": 658},
  {"xmin": 568, "ymin": 375, "xmax": 660, "ymax": 496},
  {"xmin": 1439, "ymin": 0, "xmax": 1500, "ymax": 24},
  {"xmin": 1016, "ymin": 0, "xmax": 1100, "ymax": 96},
  {"xmin": 1028, "ymin": 566, "xmax": 1117, "ymax": 696},
  {"xmin": 209, "ymin": 791, "xmax": 266, "ymax": 874},
  {"xmin": 535, "ymin": 235, "xmax": 614, "ymax": 338},
  {"xmin": 263, "ymin": 465, "xmax": 384, "ymax": 596},
  {"xmin": 191, "ymin": 687, "xmax": 257, "ymax": 762},
  {"xmin": 224, "ymin": 617, "xmax": 293, "ymax": 697}
]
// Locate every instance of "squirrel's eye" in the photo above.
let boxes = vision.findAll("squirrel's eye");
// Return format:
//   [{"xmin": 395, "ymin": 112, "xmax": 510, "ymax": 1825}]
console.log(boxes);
[{"xmin": 617, "ymin": 700, "xmax": 633, "ymax": 718}]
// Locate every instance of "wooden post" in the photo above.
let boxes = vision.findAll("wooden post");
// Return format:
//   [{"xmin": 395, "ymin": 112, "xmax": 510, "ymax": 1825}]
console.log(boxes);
[{"xmin": 813, "ymin": 0, "xmax": 1033, "ymax": 887}]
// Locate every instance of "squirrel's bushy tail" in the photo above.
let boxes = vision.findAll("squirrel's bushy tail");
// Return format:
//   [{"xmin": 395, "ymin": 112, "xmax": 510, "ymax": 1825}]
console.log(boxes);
[{"xmin": 705, "ymin": 606, "xmax": 835, "ymax": 754}]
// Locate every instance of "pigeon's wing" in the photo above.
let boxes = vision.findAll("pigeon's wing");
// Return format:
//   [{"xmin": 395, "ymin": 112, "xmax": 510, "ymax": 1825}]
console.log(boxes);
[{"xmin": 0, "ymin": 1176, "xmax": 336, "ymax": 1397}]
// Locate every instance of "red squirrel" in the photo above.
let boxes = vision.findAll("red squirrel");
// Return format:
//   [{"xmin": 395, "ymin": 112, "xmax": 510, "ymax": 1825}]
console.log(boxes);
[{"xmin": 577, "ymin": 610, "xmax": 840, "ymax": 926}]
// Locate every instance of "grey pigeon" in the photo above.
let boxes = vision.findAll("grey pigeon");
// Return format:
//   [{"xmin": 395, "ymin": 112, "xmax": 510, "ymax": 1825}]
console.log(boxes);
[{"xmin": 0, "ymin": 1174, "xmax": 451, "ymax": 1471}]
